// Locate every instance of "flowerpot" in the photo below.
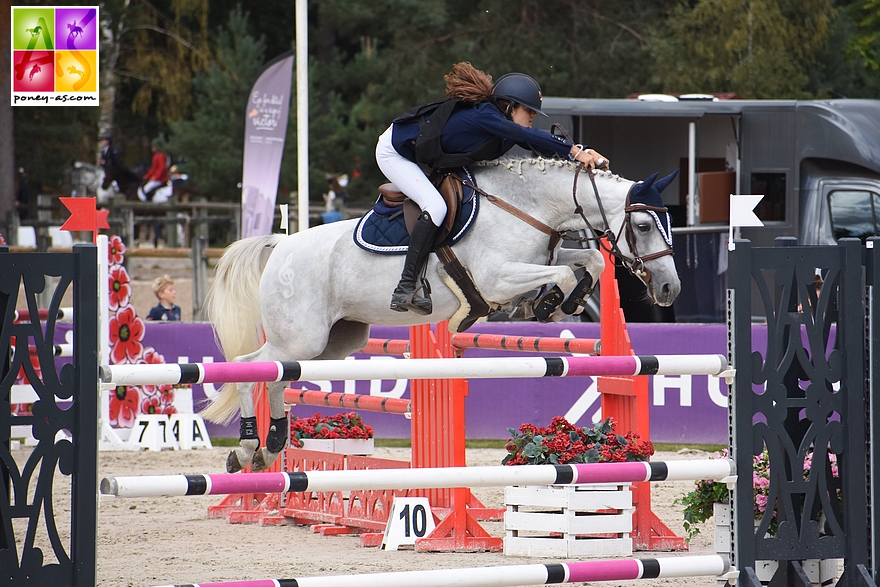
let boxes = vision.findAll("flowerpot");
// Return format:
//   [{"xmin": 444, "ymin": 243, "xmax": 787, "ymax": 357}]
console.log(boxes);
[
  {"xmin": 298, "ymin": 439, "xmax": 335, "ymax": 452},
  {"xmin": 503, "ymin": 483, "xmax": 633, "ymax": 558},
  {"xmin": 295, "ymin": 438, "xmax": 374, "ymax": 454},
  {"xmin": 333, "ymin": 438, "xmax": 374, "ymax": 455}
]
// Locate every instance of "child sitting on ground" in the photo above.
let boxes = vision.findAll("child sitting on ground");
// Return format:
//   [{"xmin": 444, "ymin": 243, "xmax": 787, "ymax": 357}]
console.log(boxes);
[{"xmin": 146, "ymin": 275, "xmax": 181, "ymax": 321}]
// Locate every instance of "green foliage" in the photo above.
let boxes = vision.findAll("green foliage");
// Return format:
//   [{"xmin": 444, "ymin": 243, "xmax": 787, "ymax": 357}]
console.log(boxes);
[
  {"xmin": 676, "ymin": 477, "xmax": 731, "ymax": 542},
  {"xmin": 165, "ymin": 6, "xmax": 266, "ymax": 201},
  {"xmin": 650, "ymin": 0, "xmax": 836, "ymax": 98},
  {"xmin": 847, "ymin": 0, "xmax": 880, "ymax": 70}
]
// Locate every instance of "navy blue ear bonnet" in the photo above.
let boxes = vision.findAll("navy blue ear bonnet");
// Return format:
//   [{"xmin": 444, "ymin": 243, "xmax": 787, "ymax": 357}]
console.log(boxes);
[{"xmin": 627, "ymin": 170, "xmax": 678, "ymax": 246}]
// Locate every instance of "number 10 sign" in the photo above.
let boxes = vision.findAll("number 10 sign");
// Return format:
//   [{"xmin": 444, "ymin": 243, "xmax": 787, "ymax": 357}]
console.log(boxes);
[{"xmin": 381, "ymin": 497, "xmax": 436, "ymax": 550}]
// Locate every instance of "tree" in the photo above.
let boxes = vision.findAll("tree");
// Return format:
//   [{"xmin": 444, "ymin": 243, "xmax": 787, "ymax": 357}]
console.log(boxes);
[
  {"xmin": 165, "ymin": 6, "xmax": 266, "ymax": 201},
  {"xmin": 847, "ymin": 0, "xmax": 880, "ymax": 70},
  {"xmin": 649, "ymin": 0, "xmax": 835, "ymax": 98}
]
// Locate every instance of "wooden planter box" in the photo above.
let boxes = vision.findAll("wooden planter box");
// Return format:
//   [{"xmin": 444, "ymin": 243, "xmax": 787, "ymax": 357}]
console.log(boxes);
[
  {"xmin": 714, "ymin": 502, "xmax": 840, "ymax": 586},
  {"xmin": 504, "ymin": 483, "xmax": 633, "ymax": 558},
  {"xmin": 298, "ymin": 438, "xmax": 374, "ymax": 455}
]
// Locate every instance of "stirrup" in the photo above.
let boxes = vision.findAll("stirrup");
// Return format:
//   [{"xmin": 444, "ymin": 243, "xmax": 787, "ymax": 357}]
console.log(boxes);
[{"xmin": 405, "ymin": 278, "xmax": 433, "ymax": 315}]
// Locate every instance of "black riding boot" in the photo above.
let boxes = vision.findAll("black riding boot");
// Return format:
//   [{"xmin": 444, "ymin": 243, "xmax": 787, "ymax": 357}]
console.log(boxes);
[{"xmin": 390, "ymin": 212, "xmax": 439, "ymax": 315}]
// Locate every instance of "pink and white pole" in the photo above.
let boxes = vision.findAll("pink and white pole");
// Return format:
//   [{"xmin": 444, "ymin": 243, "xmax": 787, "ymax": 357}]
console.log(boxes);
[
  {"xmin": 99, "ymin": 354, "xmax": 729, "ymax": 387},
  {"xmin": 100, "ymin": 458, "xmax": 736, "ymax": 498},
  {"xmin": 147, "ymin": 555, "xmax": 732, "ymax": 587}
]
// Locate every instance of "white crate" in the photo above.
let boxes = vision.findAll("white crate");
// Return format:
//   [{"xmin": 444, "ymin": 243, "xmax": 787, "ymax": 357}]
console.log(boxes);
[{"xmin": 504, "ymin": 483, "xmax": 633, "ymax": 558}]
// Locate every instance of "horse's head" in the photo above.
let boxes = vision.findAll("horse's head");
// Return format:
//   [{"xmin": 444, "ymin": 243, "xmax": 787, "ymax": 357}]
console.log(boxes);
[{"xmin": 616, "ymin": 170, "xmax": 681, "ymax": 306}]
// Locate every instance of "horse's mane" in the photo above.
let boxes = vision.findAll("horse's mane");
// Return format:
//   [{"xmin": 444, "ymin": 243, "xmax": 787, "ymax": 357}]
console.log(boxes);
[{"xmin": 473, "ymin": 157, "xmax": 622, "ymax": 182}]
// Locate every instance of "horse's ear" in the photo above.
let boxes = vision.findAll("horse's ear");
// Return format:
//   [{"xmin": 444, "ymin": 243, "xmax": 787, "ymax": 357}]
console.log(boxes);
[
  {"xmin": 654, "ymin": 169, "xmax": 680, "ymax": 194},
  {"xmin": 630, "ymin": 172, "xmax": 659, "ymax": 200}
]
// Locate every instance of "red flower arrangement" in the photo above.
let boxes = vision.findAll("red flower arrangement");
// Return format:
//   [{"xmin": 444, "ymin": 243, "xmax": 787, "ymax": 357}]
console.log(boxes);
[
  {"xmin": 289, "ymin": 412, "xmax": 374, "ymax": 448},
  {"xmin": 503, "ymin": 416, "xmax": 654, "ymax": 466}
]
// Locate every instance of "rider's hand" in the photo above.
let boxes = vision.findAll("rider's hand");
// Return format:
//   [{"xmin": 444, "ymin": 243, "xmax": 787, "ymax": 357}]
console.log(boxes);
[{"xmin": 571, "ymin": 145, "xmax": 609, "ymax": 170}]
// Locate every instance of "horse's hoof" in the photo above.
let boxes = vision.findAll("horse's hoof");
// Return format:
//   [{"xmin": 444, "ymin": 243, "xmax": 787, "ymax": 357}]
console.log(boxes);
[
  {"xmin": 533, "ymin": 285, "xmax": 564, "ymax": 321},
  {"xmin": 226, "ymin": 450, "xmax": 246, "ymax": 473},
  {"xmin": 561, "ymin": 274, "xmax": 595, "ymax": 314},
  {"xmin": 251, "ymin": 448, "xmax": 281, "ymax": 472}
]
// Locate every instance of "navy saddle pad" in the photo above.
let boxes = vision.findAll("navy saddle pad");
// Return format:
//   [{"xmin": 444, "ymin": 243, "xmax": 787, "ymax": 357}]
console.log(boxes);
[{"xmin": 353, "ymin": 174, "xmax": 479, "ymax": 255}]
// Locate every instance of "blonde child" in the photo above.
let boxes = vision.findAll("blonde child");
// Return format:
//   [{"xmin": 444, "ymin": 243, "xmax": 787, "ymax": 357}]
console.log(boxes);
[{"xmin": 146, "ymin": 275, "xmax": 181, "ymax": 321}]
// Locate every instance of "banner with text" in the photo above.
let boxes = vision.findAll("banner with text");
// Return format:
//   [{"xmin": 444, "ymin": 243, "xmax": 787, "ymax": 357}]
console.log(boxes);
[{"xmin": 240, "ymin": 52, "xmax": 294, "ymax": 238}]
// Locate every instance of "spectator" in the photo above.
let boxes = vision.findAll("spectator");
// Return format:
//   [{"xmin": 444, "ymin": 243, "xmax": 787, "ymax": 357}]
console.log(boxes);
[
  {"xmin": 323, "ymin": 173, "xmax": 350, "ymax": 220},
  {"xmin": 146, "ymin": 275, "xmax": 181, "ymax": 321}
]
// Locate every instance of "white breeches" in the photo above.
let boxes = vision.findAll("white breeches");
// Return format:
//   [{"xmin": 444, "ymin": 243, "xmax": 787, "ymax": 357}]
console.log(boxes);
[{"xmin": 376, "ymin": 126, "xmax": 446, "ymax": 226}]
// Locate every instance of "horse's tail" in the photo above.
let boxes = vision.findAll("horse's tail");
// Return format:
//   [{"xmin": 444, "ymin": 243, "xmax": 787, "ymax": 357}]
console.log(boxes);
[{"xmin": 200, "ymin": 234, "xmax": 284, "ymax": 424}]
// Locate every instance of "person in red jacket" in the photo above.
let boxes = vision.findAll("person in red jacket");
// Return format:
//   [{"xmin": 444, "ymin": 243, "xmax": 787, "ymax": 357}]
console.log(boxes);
[{"xmin": 141, "ymin": 139, "xmax": 170, "ymax": 202}]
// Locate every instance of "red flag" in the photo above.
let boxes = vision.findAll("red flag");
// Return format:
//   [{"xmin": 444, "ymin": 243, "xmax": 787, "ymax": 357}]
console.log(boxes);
[
  {"xmin": 60, "ymin": 197, "xmax": 108, "ymax": 244},
  {"xmin": 96, "ymin": 208, "xmax": 110, "ymax": 229}
]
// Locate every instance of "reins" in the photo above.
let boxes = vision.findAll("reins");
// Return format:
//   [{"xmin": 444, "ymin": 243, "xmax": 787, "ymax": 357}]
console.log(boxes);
[
  {"xmin": 456, "ymin": 131, "xmax": 674, "ymax": 281},
  {"xmin": 547, "ymin": 124, "xmax": 674, "ymax": 282}
]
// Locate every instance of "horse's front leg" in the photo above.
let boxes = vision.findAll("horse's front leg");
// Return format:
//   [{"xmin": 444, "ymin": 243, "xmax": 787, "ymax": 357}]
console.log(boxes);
[
  {"xmin": 251, "ymin": 380, "xmax": 289, "ymax": 472},
  {"xmin": 553, "ymin": 249, "xmax": 605, "ymax": 315},
  {"xmin": 480, "ymin": 261, "xmax": 580, "ymax": 321}
]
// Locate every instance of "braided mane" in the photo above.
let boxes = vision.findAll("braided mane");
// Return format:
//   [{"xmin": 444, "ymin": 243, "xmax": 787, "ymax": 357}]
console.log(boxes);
[{"xmin": 474, "ymin": 156, "xmax": 621, "ymax": 181}]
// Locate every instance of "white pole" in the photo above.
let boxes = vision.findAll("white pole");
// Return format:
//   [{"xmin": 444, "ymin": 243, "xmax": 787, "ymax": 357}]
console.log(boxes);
[
  {"xmin": 687, "ymin": 122, "xmax": 696, "ymax": 226},
  {"xmin": 295, "ymin": 0, "xmax": 309, "ymax": 233}
]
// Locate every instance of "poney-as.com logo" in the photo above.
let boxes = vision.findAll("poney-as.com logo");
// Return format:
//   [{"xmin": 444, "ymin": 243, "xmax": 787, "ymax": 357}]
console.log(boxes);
[{"xmin": 11, "ymin": 6, "xmax": 99, "ymax": 106}]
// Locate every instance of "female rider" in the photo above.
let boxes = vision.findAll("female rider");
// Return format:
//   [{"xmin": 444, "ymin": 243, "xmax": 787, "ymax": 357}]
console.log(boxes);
[{"xmin": 377, "ymin": 62, "xmax": 609, "ymax": 315}]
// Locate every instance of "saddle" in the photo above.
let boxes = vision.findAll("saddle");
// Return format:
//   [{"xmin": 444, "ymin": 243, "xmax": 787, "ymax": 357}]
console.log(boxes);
[
  {"xmin": 358, "ymin": 170, "xmax": 491, "ymax": 332},
  {"xmin": 377, "ymin": 170, "xmax": 465, "ymax": 243}
]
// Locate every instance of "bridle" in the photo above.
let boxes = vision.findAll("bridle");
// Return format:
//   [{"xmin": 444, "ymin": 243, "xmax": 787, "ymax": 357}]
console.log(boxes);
[
  {"xmin": 572, "ymin": 167, "xmax": 675, "ymax": 283},
  {"xmin": 459, "ymin": 160, "xmax": 674, "ymax": 286}
]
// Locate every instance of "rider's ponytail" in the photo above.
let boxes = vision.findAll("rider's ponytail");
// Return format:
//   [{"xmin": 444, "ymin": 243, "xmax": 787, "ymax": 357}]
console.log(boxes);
[{"xmin": 444, "ymin": 62, "xmax": 493, "ymax": 104}]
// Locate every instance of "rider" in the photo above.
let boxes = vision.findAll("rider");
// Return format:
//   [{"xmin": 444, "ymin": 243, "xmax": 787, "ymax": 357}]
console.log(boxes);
[
  {"xmin": 377, "ymin": 62, "xmax": 610, "ymax": 315},
  {"xmin": 141, "ymin": 138, "xmax": 170, "ymax": 202}
]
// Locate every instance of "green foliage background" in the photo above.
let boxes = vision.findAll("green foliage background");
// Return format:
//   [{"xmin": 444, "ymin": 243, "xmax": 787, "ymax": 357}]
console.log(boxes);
[{"xmin": 11, "ymin": 0, "xmax": 880, "ymax": 210}]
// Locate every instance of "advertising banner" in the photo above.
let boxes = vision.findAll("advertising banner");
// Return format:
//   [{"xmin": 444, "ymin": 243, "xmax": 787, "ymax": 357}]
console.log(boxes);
[{"xmin": 240, "ymin": 52, "xmax": 294, "ymax": 237}]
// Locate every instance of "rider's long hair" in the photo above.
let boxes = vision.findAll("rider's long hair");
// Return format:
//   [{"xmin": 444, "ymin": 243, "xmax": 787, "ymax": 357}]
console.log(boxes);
[{"xmin": 445, "ymin": 62, "xmax": 493, "ymax": 103}]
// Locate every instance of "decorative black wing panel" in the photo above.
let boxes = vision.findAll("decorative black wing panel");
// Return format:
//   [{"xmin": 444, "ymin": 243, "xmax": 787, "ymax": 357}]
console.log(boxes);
[{"xmin": 0, "ymin": 246, "xmax": 97, "ymax": 587}]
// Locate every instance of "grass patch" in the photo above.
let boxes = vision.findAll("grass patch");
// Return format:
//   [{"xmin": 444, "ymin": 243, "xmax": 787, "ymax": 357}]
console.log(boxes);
[{"xmin": 654, "ymin": 443, "xmax": 726, "ymax": 453}]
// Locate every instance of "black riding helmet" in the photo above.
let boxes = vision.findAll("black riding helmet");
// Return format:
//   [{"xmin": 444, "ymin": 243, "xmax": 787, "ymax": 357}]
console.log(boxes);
[{"xmin": 491, "ymin": 73, "xmax": 548, "ymax": 117}]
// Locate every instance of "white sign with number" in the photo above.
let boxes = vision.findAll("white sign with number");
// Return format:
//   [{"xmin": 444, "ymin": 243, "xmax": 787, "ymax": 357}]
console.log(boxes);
[{"xmin": 381, "ymin": 497, "xmax": 435, "ymax": 550}]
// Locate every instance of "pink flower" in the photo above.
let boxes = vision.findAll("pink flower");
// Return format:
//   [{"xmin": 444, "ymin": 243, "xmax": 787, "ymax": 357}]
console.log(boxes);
[
  {"xmin": 109, "ymin": 307, "xmax": 145, "ymax": 363},
  {"xmin": 108, "ymin": 235, "xmax": 126, "ymax": 265},
  {"xmin": 108, "ymin": 266, "xmax": 132, "ymax": 310}
]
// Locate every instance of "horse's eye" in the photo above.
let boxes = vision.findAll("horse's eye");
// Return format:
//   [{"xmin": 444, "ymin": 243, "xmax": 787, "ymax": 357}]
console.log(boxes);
[{"xmin": 637, "ymin": 222, "xmax": 651, "ymax": 233}]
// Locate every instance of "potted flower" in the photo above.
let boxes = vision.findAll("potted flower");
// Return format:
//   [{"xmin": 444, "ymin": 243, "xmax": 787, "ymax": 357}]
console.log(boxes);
[
  {"xmin": 678, "ymin": 447, "xmax": 841, "ymax": 586},
  {"xmin": 501, "ymin": 416, "xmax": 653, "ymax": 558},
  {"xmin": 289, "ymin": 411, "xmax": 374, "ymax": 455},
  {"xmin": 502, "ymin": 416, "xmax": 655, "ymax": 465}
]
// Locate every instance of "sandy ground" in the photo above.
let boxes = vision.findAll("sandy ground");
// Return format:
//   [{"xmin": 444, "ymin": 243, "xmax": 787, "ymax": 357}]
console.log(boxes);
[{"xmin": 12, "ymin": 446, "xmax": 719, "ymax": 587}]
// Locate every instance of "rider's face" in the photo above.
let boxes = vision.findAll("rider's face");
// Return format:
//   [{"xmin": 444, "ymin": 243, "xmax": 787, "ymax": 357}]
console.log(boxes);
[{"xmin": 511, "ymin": 104, "xmax": 537, "ymax": 128}]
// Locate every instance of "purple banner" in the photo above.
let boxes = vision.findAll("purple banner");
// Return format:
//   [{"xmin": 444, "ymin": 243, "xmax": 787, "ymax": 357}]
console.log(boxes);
[
  {"xmin": 112, "ymin": 321, "xmax": 753, "ymax": 446},
  {"xmin": 240, "ymin": 52, "xmax": 294, "ymax": 237}
]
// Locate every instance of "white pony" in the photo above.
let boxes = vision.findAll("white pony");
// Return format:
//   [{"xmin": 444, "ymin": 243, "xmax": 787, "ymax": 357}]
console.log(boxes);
[{"xmin": 203, "ymin": 157, "xmax": 681, "ymax": 473}]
